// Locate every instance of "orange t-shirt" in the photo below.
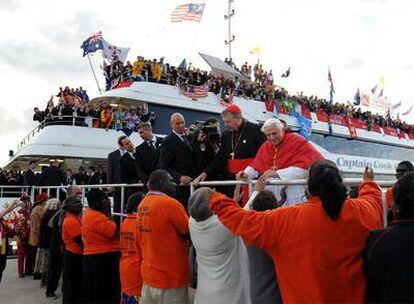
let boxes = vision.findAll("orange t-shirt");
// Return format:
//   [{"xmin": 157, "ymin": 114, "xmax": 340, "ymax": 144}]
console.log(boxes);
[
  {"xmin": 137, "ymin": 193, "xmax": 189, "ymax": 289},
  {"xmin": 210, "ymin": 181, "xmax": 383, "ymax": 303},
  {"xmin": 82, "ymin": 208, "xmax": 119, "ymax": 255},
  {"xmin": 385, "ymin": 187, "xmax": 394, "ymax": 210},
  {"xmin": 62, "ymin": 212, "xmax": 83, "ymax": 255},
  {"xmin": 119, "ymin": 214, "xmax": 143, "ymax": 296}
]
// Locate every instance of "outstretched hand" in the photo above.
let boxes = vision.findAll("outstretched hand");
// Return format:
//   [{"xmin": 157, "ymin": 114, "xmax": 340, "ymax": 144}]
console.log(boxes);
[{"xmin": 363, "ymin": 166, "xmax": 374, "ymax": 182}]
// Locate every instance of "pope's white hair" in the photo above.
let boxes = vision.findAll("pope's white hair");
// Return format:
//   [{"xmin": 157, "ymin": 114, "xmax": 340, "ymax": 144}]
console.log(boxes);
[{"xmin": 261, "ymin": 118, "xmax": 284, "ymax": 132}]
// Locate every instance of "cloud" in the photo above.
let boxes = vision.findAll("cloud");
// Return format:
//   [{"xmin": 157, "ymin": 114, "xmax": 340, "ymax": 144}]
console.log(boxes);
[
  {"xmin": 0, "ymin": 0, "xmax": 20, "ymax": 11},
  {"xmin": 0, "ymin": 107, "xmax": 33, "ymax": 137},
  {"xmin": 344, "ymin": 57, "xmax": 365, "ymax": 69},
  {"xmin": 402, "ymin": 65, "xmax": 413, "ymax": 72}
]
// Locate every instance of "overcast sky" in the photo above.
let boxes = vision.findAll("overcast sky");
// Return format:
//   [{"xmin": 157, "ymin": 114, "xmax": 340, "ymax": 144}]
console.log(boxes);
[{"xmin": 1, "ymin": 0, "xmax": 414, "ymax": 167}]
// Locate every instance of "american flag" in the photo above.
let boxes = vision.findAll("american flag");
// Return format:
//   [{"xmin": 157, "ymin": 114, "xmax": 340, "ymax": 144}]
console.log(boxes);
[
  {"xmin": 180, "ymin": 85, "xmax": 209, "ymax": 99},
  {"xmin": 218, "ymin": 88, "xmax": 235, "ymax": 106},
  {"xmin": 171, "ymin": 3, "xmax": 205, "ymax": 23}
]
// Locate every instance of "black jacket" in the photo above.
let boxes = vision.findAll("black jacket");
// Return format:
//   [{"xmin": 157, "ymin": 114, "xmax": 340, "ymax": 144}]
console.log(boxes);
[
  {"xmin": 107, "ymin": 150, "xmax": 122, "ymax": 184},
  {"xmin": 120, "ymin": 152, "xmax": 139, "ymax": 184},
  {"xmin": 89, "ymin": 172, "xmax": 101, "ymax": 185},
  {"xmin": 38, "ymin": 165, "xmax": 64, "ymax": 186},
  {"xmin": 159, "ymin": 132, "xmax": 199, "ymax": 183},
  {"xmin": 135, "ymin": 137, "xmax": 163, "ymax": 184},
  {"xmin": 364, "ymin": 220, "xmax": 414, "ymax": 303},
  {"xmin": 23, "ymin": 169, "xmax": 36, "ymax": 186}
]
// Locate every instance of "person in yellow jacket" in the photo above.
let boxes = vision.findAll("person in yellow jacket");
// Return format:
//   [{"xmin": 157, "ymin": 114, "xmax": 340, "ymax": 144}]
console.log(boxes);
[
  {"xmin": 132, "ymin": 56, "xmax": 145, "ymax": 78},
  {"xmin": 151, "ymin": 62, "xmax": 162, "ymax": 82}
]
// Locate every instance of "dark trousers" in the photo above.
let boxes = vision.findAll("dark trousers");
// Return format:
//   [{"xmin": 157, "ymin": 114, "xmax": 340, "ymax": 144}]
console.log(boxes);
[
  {"xmin": 0, "ymin": 254, "xmax": 6, "ymax": 283},
  {"xmin": 82, "ymin": 252, "xmax": 121, "ymax": 304},
  {"xmin": 176, "ymin": 186, "xmax": 190, "ymax": 212},
  {"xmin": 26, "ymin": 245, "xmax": 37, "ymax": 274},
  {"xmin": 17, "ymin": 237, "xmax": 29, "ymax": 275},
  {"xmin": 113, "ymin": 190, "xmax": 122, "ymax": 225},
  {"xmin": 63, "ymin": 251, "xmax": 83, "ymax": 304},
  {"xmin": 46, "ymin": 248, "xmax": 63, "ymax": 295}
]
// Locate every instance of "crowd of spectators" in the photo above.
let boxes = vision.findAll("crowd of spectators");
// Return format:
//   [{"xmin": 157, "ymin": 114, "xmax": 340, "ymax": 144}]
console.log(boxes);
[
  {"xmin": 33, "ymin": 87, "xmax": 156, "ymax": 133},
  {"xmin": 104, "ymin": 54, "xmax": 412, "ymax": 135}
]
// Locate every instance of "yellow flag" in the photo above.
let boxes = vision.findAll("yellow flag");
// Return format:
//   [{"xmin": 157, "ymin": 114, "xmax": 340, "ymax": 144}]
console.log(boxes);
[
  {"xmin": 379, "ymin": 76, "xmax": 385, "ymax": 85},
  {"xmin": 249, "ymin": 46, "xmax": 261, "ymax": 57}
]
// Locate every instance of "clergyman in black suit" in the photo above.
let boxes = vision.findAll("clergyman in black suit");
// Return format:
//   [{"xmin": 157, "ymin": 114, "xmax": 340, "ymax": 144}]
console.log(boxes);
[
  {"xmin": 120, "ymin": 137, "xmax": 140, "ymax": 205},
  {"xmin": 135, "ymin": 122, "xmax": 163, "ymax": 185},
  {"xmin": 159, "ymin": 113, "xmax": 199, "ymax": 209}
]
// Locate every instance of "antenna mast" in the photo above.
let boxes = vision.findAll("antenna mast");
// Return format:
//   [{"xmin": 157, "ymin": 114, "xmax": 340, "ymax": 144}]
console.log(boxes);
[{"xmin": 224, "ymin": 0, "xmax": 235, "ymax": 60}]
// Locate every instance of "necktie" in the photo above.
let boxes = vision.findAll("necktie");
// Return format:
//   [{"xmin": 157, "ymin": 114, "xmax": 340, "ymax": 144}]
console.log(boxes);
[
  {"xmin": 148, "ymin": 140, "xmax": 156, "ymax": 151},
  {"xmin": 182, "ymin": 136, "xmax": 192, "ymax": 152}
]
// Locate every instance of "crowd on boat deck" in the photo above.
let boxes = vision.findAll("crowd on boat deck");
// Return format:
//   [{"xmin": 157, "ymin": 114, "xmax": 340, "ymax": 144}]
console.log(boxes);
[
  {"xmin": 103, "ymin": 54, "xmax": 414, "ymax": 135},
  {"xmin": 33, "ymin": 89, "xmax": 156, "ymax": 133},
  {"xmin": 1, "ymin": 104, "xmax": 414, "ymax": 303}
]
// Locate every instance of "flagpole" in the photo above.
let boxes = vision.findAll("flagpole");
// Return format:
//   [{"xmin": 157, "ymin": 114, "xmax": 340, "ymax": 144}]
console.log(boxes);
[{"xmin": 87, "ymin": 54, "xmax": 103, "ymax": 94}]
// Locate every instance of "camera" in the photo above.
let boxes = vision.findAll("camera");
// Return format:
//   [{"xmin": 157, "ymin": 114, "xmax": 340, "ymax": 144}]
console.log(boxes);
[{"xmin": 195, "ymin": 120, "xmax": 220, "ymax": 145}]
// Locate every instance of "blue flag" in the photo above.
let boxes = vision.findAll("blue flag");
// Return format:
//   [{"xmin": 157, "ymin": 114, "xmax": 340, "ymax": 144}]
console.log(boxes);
[
  {"xmin": 178, "ymin": 58, "xmax": 187, "ymax": 69},
  {"xmin": 81, "ymin": 31, "xmax": 103, "ymax": 57},
  {"xmin": 293, "ymin": 112, "xmax": 312, "ymax": 141},
  {"xmin": 353, "ymin": 88, "xmax": 361, "ymax": 106}
]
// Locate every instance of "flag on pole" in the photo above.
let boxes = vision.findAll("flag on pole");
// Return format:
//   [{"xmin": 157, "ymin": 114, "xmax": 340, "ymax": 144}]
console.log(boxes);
[
  {"xmin": 293, "ymin": 111, "xmax": 312, "ymax": 141},
  {"xmin": 353, "ymin": 88, "xmax": 361, "ymax": 106},
  {"xmin": 328, "ymin": 68, "xmax": 335, "ymax": 104},
  {"xmin": 402, "ymin": 104, "xmax": 413, "ymax": 116},
  {"xmin": 249, "ymin": 46, "xmax": 261, "ymax": 57},
  {"xmin": 178, "ymin": 58, "xmax": 187, "ymax": 69},
  {"xmin": 391, "ymin": 101, "xmax": 402, "ymax": 110},
  {"xmin": 379, "ymin": 76, "xmax": 385, "ymax": 85},
  {"xmin": 102, "ymin": 39, "xmax": 130, "ymax": 63},
  {"xmin": 281, "ymin": 67, "xmax": 291, "ymax": 78},
  {"xmin": 81, "ymin": 31, "xmax": 104, "ymax": 57},
  {"xmin": 371, "ymin": 84, "xmax": 378, "ymax": 94},
  {"xmin": 378, "ymin": 88, "xmax": 384, "ymax": 98},
  {"xmin": 171, "ymin": 3, "xmax": 205, "ymax": 23}
]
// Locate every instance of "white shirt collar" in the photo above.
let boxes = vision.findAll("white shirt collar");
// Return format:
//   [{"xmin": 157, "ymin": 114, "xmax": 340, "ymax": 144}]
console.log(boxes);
[{"xmin": 172, "ymin": 129, "xmax": 185, "ymax": 140}]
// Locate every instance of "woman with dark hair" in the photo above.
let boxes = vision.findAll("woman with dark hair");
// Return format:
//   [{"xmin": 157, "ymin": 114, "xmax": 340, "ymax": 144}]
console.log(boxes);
[
  {"xmin": 62, "ymin": 196, "xmax": 83, "ymax": 304},
  {"xmin": 119, "ymin": 192, "xmax": 144, "ymax": 304},
  {"xmin": 209, "ymin": 160, "xmax": 384, "ymax": 303},
  {"xmin": 82, "ymin": 189, "xmax": 120, "ymax": 304}
]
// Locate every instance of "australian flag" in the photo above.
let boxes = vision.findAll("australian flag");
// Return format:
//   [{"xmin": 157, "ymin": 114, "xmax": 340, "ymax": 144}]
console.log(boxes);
[{"xmin": 81, "ymin": 31, "xmax": 103, "ymax": 57}]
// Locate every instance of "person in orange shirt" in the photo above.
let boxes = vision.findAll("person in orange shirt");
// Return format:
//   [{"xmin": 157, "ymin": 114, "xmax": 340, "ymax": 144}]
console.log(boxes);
[
  {"xmin": 137, "ymin": 170, "xmax": 190, "ymax": 304},
  {"xmin": 82, "ymin": 189, "xmax": 120, "ymax": 304},
  {"xmin": 62, "ymin": 196, "xmax": 83, "ymax": 304},
  {"xmin": 209, "ymin": 161, "xmax": 384, "ymax": 303},
  {"xmin": 120, "ymin": 192, "xmax": 144, "ymax": 304}
]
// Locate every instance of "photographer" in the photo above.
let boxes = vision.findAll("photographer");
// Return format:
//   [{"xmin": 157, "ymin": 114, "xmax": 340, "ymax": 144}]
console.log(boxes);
[{"xmin": 190, "ymin": 118, "xmax": 222, "ymax": 180}]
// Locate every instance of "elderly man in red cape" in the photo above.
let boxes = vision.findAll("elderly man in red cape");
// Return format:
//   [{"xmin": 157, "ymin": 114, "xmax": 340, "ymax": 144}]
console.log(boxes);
[{"xmin": 238, "ymin": 117, "xmax": 324, "ymax": 205}]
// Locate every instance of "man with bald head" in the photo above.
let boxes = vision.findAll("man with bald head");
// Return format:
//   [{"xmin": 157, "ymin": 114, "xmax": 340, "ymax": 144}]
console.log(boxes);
[{"xmin": 159, "ymin": 113, "xmax": 199, "ymax": 208}]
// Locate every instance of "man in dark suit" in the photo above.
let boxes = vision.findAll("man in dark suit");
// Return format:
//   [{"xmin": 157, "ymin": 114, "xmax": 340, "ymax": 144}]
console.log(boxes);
[
  {"xmin": 135, "ymin": 123, "xmax": 163, "ymax": 185},
  {"xmin": 107, "ymin": 135, "xmax": 127, "ymax": 219},
  {"xmin": 38, "ymin": 160, "xmax": 64, "ymax": 198},
  {"xmin": 160, "ymin": 113, "xmax": 199, "ymax": 209},
  {"xmin": 23, "ymin": 161, "xmax": 37, "ymax": 186},
  {"xmin": 87, "ymin": 166, "xmax": 101, "ymax": 185},
  {"xmin": 120, "ymin": 137, "xmax": 139, "ymax": 204}
]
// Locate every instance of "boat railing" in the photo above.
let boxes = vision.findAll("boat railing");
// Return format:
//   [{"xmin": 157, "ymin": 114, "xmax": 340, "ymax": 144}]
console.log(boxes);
[
  {"xmin": 16, "ymin": 115, "xmax": 100, "ymax": 152},
  {"xmin": 0, "ymin": 178, "xmax": 394, "ymax": 226}
]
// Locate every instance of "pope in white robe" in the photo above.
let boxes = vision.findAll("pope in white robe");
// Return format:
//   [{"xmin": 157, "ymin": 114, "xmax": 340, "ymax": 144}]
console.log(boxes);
[{"xmin": 238, "ymin": 118, "xmax": 324, "ymax": 206}]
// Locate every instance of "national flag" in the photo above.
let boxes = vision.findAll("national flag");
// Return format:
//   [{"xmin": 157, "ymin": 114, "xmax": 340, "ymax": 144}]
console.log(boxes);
[
  {"xmin": 293, "ymin": 112, "xmax": 312, "ymax": 141},
  {"xmin": 180, "ymin": 84, "xmax": 209, "ymax": 99},
  {"xmin": 328, "ymin": 68, "xmax": 335, "ymax": 104},
  {"xmin": 402, "ymin": 104, "xmax": 414, "ymax": 116},
  {"xmin": 102, "ymin": 39, "xmax": 130, "ymax": 62},
  {"xmin": 353, "ymin": 88, "xmax": 361, "ymax": 106},
  {"xmin": 371, "ymin": 84, "xmax": 378, "ymax": 94},
  {"xmin": 178, "ymin": 58, "xmax": 187, "ymax": 69},
  {"xmin": 171, "ymin": 3, "xmax": 205, "ymax": 23},
  {"xmin": 81, "ymin": 31, "xmax": 103, "ymax": 57},
  {"xmin": 281, "ymin": 67, "xmax": 290, "ymax": 78},
  {"xmin": 391, "ymin": 101, "xmax": 402, "ymax": 110}
]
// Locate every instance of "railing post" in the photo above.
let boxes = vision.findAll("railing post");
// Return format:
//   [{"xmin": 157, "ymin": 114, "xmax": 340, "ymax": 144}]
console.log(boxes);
[
  {"xmin": 120, "ymin": 186, "xmax": 125, "ymax": 219},
  {"xmin": 47, "ymin": 188, "xmax": 50, "ymax": 197},
  {"xmin": 81, "ymin": 187, "xmax": 86, "ymax": 207},
  {"xmin": 0, "ymin": 187, "xmax": 3, "ymax": 198},
  {"xmin": 381, "ymin": 190, "xmax": 388, "ymax": 228},
  {"xmin": 248, "ymin": 180, "xmax": 253, "ymax": 198},
  {"xmin": 57, "ymin": 188, "xmax": 60, "ymax": 201},
  {"xmin": 190, "ymin": 183, "xmax": 195, "ymax": 196},
  {"xmin": 30, "ymin": 187, "xmax": 35, "ymax": 203}
]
